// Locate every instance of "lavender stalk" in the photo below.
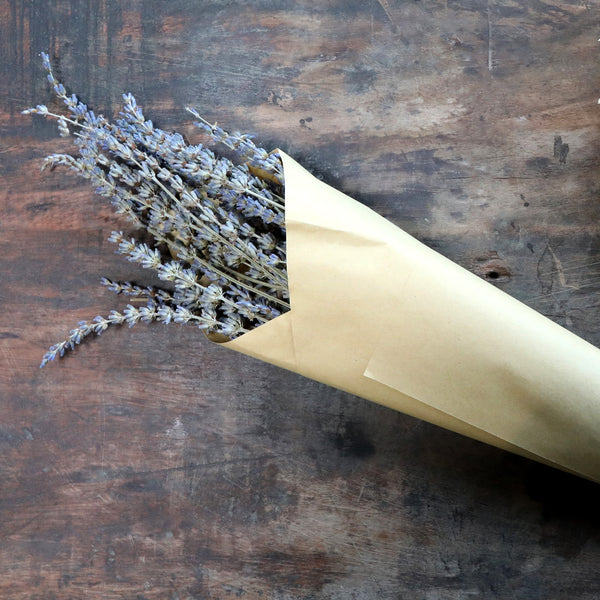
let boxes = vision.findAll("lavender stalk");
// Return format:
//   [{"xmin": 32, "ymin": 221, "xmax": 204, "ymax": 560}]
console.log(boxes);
[{"xmin": 24, "ymin": 53, "xmax": 289, "ymax": 367}]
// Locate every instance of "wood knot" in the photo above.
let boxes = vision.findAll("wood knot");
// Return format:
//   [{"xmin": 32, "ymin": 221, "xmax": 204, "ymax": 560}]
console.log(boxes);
[{"xmin": 472, "ymin": 252, "xmax": 511, "ymax": 282}]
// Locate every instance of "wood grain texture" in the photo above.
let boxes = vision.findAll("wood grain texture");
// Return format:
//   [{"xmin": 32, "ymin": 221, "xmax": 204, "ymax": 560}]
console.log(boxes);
[{"xmin": 1, "ymin": 1, "xmax": 600, "ymax": 598}]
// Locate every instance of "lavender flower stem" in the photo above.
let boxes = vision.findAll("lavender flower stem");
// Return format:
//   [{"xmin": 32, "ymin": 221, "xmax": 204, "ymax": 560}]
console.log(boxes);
[{"xmin": 27, "ymin": 52, "xmax": 289, "ymax": 364}]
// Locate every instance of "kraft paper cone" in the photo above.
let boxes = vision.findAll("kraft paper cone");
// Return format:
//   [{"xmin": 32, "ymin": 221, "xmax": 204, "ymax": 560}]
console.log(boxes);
[{"xmin": 223, "ymin": 151, "xmax": 600, "ymax": 482}]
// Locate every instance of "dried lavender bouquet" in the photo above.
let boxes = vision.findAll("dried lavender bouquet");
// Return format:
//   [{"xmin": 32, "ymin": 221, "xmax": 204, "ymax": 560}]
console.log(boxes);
[
  {"xmin": 24, "ymin": 54, "xmax": 289, "ymax": 367},
  {"xmin": 27, "ymin": 54, "xmax": 600, "ymax": 482}
]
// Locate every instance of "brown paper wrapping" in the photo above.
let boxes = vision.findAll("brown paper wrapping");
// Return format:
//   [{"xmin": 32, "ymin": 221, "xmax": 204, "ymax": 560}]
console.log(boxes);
[{"xmin": 222, "ymin": 151, "xmax": 600, "ymax": 482}]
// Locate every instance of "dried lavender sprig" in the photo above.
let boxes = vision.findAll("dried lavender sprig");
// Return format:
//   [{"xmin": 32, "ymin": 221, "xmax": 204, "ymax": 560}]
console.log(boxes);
[
  {"xmin": 27, "ymin": 58, "xmax": 286, "ymax": 252},
  {"xmin": 186, "ymin": 107, "xmax": 284, "ymax": 188},
  {"xmin": 129, "ymin": 104, "xmax": 285, "ymax": 211},
  {"xmin": 111, "ymin": 102, "xmax": 289, "ymax": 287},
  {"xmin": 38, "ymin": 299, "xmax": 248, "ymax": 368},
  {"xmin": 107, "ymin": 228, "xmax": 288, "ymax": 312},
  {"xmin": 122, "ymin": 94, "xmax": 283, "ymax": 213},
  {"xmin": 33, "ymin": 54, "xmax": 286, "ymax": 247},
  {"xmin": 100, "ymin": 277, "xmax": 173, "ymax": 304},
  {"xmin": 107, "ymin": 231, "xmax": 282, "ymax": 324},
  {"xmin": 26, "ymin": 53, "xmax": 291, "ymax": 365},
  {"xmin": 62, "ymin": 93, "xmax": 289, "ymax": 291}
]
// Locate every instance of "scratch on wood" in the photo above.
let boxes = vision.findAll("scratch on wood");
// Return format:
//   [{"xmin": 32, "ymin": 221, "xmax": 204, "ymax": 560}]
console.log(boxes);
[
  {"xmin": 376, "ymin": 0, "xmax": 397, "ymax": 29},
  {"xmin": 487, "ymin": 0, "xmax": 494, "ymax": 71},
  {"xmin": 530, "ymin": 254, "xmax": 600, "ymax": 303},
  {"xmin": 546, "ymin": 244, "xmax": 568, "ymax": 289},
  {"xmin": 357, "ymin": 481, "xmax": 366, "ymax": 503}
]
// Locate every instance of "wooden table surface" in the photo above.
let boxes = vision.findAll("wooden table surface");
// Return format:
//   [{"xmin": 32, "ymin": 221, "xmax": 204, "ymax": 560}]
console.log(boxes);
[{"xmin": 2, "ymin": 1, "xmax": 600, "ymax": 598}]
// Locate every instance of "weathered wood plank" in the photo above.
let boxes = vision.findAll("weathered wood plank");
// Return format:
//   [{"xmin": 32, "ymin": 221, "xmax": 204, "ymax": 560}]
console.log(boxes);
[{"xmin": 1, "ymin": 1, "xmax": 600, "ymax": 599}]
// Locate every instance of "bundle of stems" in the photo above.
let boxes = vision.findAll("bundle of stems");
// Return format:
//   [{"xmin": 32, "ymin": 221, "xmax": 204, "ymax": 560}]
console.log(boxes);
[{"xmin": 24, "ymin": 53, "xmax": 290, "ymax": 367}]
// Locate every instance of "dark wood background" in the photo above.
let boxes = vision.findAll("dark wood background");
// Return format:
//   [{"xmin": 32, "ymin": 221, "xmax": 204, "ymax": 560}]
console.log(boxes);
[{"xmin": 2, "ymin": 1, "xmax": 600, "ymax": 598}]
